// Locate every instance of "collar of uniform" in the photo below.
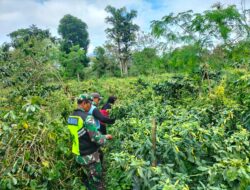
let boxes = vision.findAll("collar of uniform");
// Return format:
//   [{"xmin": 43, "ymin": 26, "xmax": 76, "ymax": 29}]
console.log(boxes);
[{"xmin": 75, "ymin": 108, "xmax": 85, "ymax": 112}]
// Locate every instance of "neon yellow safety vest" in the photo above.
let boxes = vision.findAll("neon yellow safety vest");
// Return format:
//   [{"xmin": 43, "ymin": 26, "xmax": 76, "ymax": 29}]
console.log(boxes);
[{"xmin": 67, "ymin": 116, "xmax": 84, "ymax": 155}]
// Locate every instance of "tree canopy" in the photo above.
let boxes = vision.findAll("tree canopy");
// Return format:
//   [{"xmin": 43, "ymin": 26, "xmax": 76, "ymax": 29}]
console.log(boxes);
[
  {"xmin": 8, "ymin": 25, "xmax": 53, "ymax": 48},
  {"xmin": 151, "ymin": 5, "xmax": 249, "ymax": 49},
  {"xmin": 58, "ymin": 14, "xmax": 89, "ymax": 53},
  {"xmin": 105, "ymin": 5, "xmax": 139, "ymax": 76}
]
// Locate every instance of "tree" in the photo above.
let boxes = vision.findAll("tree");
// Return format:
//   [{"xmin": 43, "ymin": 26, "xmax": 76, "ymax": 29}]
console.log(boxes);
[
  {"xmin": 0, "ymin": 37, "xmax": 61, "ymax": 96},
  {"xmin": 151, "ymin": 5, "xmax": 250, "ymax": 73},
  {"xmin": 0, "ymin": 43, "xmax": 11, "ymax": 62},
  {"xmin": 131, "ymin": 48, "xmax": 163, "ymax": 75},
  {"xmin": 58, "ymin": 14, "xmax": 89, "ymax": 53},
  {"xmin": 2, "ymin": 26, "xmax": 60, "ymax": 91},
  {"xmin": 92, "ymin": 47, "xmax": 108, "ymax": 77},
  {"xmin": 162, "ymin": 44, "xmax": 202, "ymax": 73},
  {"xmin": 8, "ymin": 25, "xmax": 53, "ymax": 49},
  {"xmin": 60, "ymin": 45, "xmax": 88, "ymax": 80},
  {"xmin": 229, "ymin": 40, "xmax": 250, "ymax": 68},
  {"xmin": 151, "ymin": 5, "xmax": 249, "ymax": 50},
  {"xmin": 105, "ymin": 5, "xmax": 139, "ymax": 76},
  {"xmin": 134, "ymin": 31, "xmax": 163, "ymax": 52},
  {"xmin": 92, "ymin": 46, "xmax": 120, "ymax": 78}
]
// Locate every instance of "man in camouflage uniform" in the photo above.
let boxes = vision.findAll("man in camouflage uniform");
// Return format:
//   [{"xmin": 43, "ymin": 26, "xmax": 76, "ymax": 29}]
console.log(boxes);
[{"xmin": 67, "ymin": 94, "xmax": 113, "ymax": 190}]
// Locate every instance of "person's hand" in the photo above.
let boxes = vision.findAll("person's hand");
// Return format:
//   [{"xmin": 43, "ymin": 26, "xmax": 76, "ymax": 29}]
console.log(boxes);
[{"xmin": 105, "ymin": 134, "xmax": 113, "ymax": 140}]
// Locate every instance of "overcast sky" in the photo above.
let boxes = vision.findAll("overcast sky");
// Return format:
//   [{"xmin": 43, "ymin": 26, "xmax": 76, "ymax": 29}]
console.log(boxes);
[{"xmin": 0, "ymin": 0, "xmax": 249, "ymax": 54}]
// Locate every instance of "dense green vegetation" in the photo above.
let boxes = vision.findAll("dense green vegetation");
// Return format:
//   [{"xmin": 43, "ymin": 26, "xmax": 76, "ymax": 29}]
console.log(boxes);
[{"xmin": 0, "ymin": 3, "xmax": 250, "ymax": 190}]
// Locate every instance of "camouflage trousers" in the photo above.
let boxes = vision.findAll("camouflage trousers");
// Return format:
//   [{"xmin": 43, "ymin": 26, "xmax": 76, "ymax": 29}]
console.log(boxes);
[{"xmin": 76, "ymin": 151, "xmax": 105, "ymax": 190}]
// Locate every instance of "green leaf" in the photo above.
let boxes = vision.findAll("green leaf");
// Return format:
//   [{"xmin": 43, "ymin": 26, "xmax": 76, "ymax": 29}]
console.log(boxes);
[
  {"xmin": 137, "ymin": 167, "xmax": 144, "ymax": 178},
  {"xmin": 224, "ymin": 168, "xmax": 238, "ymax": 182},
  {"xmin": 197, "ymin": 166, "xmax": 208, "ymax": 172},
  {"xmin": 7, "ymin": 179, "xmax": 12, "ymax": 189},
  {"xmin": 12, "ymin": 177, "xmax": 17, "ymax": 185}
]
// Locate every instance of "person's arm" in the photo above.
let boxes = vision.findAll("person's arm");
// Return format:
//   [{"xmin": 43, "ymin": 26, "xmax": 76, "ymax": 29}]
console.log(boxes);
[
  {"xmin": 102, "ymin": 103, "xmax": 111, "ymax": 110},
  {"xmin": 92, "ymin": 108, "xmax": 115, "ymax": 124},
  {"xmin": 85, "ymin": 115, "xmax": 112, "ymax": 145}
]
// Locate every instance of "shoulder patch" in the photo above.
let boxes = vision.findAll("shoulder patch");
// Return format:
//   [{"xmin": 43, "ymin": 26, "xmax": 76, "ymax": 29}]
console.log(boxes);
[
  {"xmin": 68, "ymin": 117, "xmax": 79, "ymax": 125},
  {"xmin": 85, "ymin": 115, "xmax": 95, "ymax": 125}
]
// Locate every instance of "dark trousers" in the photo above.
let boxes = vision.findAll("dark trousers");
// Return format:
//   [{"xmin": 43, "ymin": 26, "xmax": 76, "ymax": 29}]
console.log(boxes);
[{"xmin": 99, "ymin": 124, "xmax": 107, "ymax": 135}]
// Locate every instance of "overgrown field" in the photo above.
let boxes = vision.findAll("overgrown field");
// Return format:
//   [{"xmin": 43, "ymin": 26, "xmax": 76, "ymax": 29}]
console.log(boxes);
[{"xmin": 1, "ymin": 70, "xmax": 250, "ymax": 190}]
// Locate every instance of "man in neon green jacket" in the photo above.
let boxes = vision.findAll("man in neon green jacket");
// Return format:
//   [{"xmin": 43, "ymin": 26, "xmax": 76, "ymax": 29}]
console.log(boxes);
[{"xmin": 67, "ymin": 94, "xmax": 112, "ymax": 190}]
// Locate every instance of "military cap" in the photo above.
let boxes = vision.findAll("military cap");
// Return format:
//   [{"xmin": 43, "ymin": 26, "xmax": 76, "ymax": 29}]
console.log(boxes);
[
  {"xmin": 77, "ymin": 94, "xmax": 92, "ymax": 102},
  {"xmin": 91, "ymin": 93, "xmax": 103, "ymax": 100}
]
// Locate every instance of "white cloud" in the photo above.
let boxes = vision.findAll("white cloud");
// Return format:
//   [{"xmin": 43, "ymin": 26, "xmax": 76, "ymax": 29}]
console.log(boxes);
[{"xmin": 0, "ymin": 0, "xmax": 249, "ymax": 54}]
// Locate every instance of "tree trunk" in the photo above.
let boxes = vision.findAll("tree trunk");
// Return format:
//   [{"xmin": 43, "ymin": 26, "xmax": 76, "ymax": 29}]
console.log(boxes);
[
  {"xmin": 119, "ymin": 59, "xmax": 123, "ymax": 77},
  {"xmin": 77, "ymin": 73, "xmax": 80, "ymax": 82},
  {"xmin": 124, "ymin": 61, "xmax": 128, "ymax": 76},
  {"xmin": 151, "ymin": 118, "xmax": 157, "ymax": 167},
  {"xmin": 117, "ymin": 41, "xmax": 123, "ymax": 77},
  {"xmin": 121, "ymin": 58, "xmax": 128, "ymax": 77}
]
